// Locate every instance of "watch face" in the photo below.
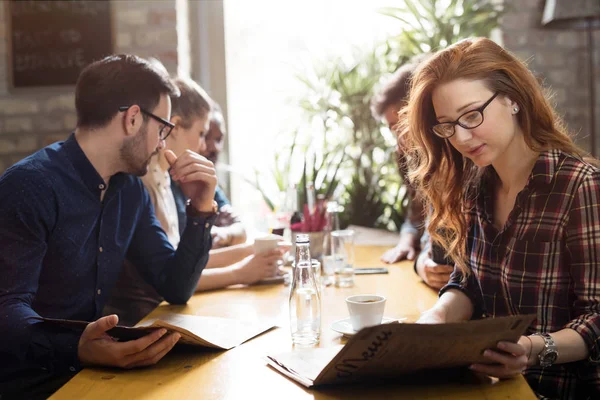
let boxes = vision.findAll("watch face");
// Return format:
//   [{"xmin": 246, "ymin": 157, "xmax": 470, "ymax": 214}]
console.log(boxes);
[{"xmin": 541, "ymin": 351, "xmax": 558, "ymax": 367}]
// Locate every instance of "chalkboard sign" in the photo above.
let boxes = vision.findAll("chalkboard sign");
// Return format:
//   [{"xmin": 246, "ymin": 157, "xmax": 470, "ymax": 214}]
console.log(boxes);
[{"xmin": 8, "ymin": 0, "xmax": 113, "ymax": 88}]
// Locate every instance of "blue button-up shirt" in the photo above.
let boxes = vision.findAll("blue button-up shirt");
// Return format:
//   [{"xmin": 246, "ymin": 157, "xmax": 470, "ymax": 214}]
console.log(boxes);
[{"xmin": 0, "ymin": 134, "xmax": 214, "ymax": 395}]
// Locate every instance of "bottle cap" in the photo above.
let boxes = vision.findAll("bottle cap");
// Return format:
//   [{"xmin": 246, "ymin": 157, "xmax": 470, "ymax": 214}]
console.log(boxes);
[{"xmin": 295, "ymin": 233, "xmax": 310, "ymax": 243}]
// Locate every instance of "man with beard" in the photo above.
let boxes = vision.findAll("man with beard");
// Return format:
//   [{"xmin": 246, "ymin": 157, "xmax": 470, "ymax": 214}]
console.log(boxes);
[
  {"xmin": 171, "ymin": 102, "xmax": 247, "ymax": 249},
  {"xmin": 0, "ymin": 55, "xmax": 218, "ymax": 399}
]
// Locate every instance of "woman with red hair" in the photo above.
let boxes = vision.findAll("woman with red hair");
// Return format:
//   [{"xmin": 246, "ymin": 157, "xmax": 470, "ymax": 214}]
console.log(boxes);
[{"xmin": 404, "ymin": 37, "xmax": 599, "ymax": 399}]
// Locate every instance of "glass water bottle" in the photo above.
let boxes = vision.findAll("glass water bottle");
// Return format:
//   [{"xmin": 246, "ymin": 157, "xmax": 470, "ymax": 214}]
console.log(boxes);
[{"xmin": 289, "ymin": 234, "xmax": 321, "ymax": 345}]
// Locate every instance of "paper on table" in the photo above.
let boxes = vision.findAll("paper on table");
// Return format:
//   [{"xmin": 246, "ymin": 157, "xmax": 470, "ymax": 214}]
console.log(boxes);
[
  {"xmin": 136, "ymin": 314, "xmax": 275, "ymax": 350},
  {"xmin": 266, "ymin": 314, "xmax": 535, "ymax": 388}
]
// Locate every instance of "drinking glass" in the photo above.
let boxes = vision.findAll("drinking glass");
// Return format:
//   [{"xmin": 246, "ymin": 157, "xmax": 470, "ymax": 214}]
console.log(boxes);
[
  {"xmin": 321, "ymin": 202, "xmax": 343, "ymax": 285},
  {"xmin": 331, "ymin": 229, "xmax": 355, "ymax": 288}
]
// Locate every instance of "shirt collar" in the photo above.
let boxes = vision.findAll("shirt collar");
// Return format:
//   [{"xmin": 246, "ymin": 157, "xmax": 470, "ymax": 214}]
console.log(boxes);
[
  {"xmin": 478, "ymin": 149, "xmax": 561, "ymax": 221},
  {"xmin": 62, "ymin": 134, "xmax": 107, "ymax": 197},
  {"xmin": 529, "ymin": 149, "xmax": 563, "ymax": 187}
]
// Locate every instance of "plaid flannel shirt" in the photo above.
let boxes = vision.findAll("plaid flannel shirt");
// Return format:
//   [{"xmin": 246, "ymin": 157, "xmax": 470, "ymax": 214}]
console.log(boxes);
[{"xmin": 440, "ymin": 150, "xmax": 600, "ymax": 399}]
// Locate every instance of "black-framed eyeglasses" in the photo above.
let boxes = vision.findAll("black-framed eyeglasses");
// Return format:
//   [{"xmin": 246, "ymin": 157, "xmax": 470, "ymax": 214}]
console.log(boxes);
[
  {"xmin": 119, "ymin": 105, "xmax": 175, "ymax": 141},
  {"xmin": 431, "ymin": 92, "xmax": 499, "ymax": 139}
]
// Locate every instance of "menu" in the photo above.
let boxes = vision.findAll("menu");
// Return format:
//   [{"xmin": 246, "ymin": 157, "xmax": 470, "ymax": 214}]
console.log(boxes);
[
  {"xmin": 36, "ymin": 313, "xmax": 275, "ymax": 350},
  {"xmin": 266, "ymin": 315, "xmax": 535, "ymax": 387}
]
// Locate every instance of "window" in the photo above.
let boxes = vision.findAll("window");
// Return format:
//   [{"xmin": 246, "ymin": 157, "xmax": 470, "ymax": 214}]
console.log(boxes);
[{"xmin": 222, "ymin": 0, "xmax": 405, "ymax": 234}]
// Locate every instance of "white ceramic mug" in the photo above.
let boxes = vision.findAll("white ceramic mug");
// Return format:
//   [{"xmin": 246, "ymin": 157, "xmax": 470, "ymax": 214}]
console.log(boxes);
[
  {"xmin": 253, "ymin": 234, "xmax": 283, "ymax": 254},
  {"xmin": 345, "ymin": 294, "xmax": 386, "ymax": 331}
]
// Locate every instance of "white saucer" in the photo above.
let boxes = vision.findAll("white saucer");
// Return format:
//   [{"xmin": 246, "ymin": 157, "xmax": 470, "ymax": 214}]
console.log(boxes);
[{"xmin": 331, "ymin": 317, "xmax": 398, "ymax": 337}]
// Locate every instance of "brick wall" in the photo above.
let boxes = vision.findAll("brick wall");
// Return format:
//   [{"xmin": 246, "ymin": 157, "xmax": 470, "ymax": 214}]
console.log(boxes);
[
  {"xmin": 502, "ymin": 0, "xmax": 600, "ymax": 155},
  {"xmin": 0, "ymin": 0, "xmax": 180, "ymax": 173}
]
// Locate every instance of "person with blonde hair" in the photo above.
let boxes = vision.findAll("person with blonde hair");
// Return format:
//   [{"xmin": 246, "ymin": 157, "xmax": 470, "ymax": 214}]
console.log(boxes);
[
  {"xmin": 404, "ymin": 37, "xmax": 600, "ymax": 399},
  {"xmin": 105, "ymin": 77, "xmax": 284, "ymax": 326},
  {"xmin": 188, "ymin": 102, "xmax": 247, "ymax": 249}
]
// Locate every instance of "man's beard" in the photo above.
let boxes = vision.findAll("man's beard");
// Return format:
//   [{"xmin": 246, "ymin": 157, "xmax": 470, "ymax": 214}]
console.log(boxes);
[{"xmin": 120, "ymin": 123, "xmax": 156, "ymax": 177}]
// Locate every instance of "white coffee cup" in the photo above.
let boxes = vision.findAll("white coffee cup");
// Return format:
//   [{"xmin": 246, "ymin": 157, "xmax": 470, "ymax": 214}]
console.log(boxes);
[
  {"xmin": 253, "ymin": 234, "xmax": 283, "ymax": 254},
  {"xmin": 345, "ymin": 294, "xmax": 386, "ymax": 331}
]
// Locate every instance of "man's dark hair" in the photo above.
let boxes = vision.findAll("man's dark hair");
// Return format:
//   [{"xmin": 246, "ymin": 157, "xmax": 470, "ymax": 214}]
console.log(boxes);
[
  {"xmin": 171, "ymin": 78, "xmax": 212, "ymax": 129},
  {"xmin": 75, "ymin": 54, "xmax": 180, "ymax": 129},
  {"xmin": 210, "ymin": 102, "xmax": 226, "ymax": 134},
  {"xmin": 370, "ymin": 53, "xmax": 431, "ymax": 119}
]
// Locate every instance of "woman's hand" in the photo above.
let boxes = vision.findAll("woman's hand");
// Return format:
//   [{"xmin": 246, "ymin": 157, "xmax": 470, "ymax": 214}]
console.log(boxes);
[
  {"xmin": 235, "ymin": 249, "xmax": 284, "ymax": 285},
  {"xmin": 415, "ymin": 251, "xmax": 454, "ymax": 290},
  {"xmin": 165, "ymin": 150, "xmax": 217, "ymax": 212},
  {"xmin": 211, "ymin": 226, "xmax": 232, "ymax": 249},
  {"xmin": 469, "ymin": 336, "xmax": 530, "ymax": 379}
]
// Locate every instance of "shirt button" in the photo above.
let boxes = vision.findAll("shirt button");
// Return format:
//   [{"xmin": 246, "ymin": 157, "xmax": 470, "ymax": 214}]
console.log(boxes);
[
  {"xmin": 99, "ymin": 246, "xmax": 103, "ymax": 253},
  {"xmin": 99, "ymin": 183, "xmax": 105, "ymax": 190},
  {"xmin": 97, "ymin": 289, "xmax": 102, "ymax": 295},
  {"xmin": 69, "ymin": 366, "xmax": 76, "ymax": 372}
]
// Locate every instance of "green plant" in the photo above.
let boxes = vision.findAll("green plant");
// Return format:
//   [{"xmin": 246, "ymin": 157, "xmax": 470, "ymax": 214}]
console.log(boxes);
[
  {"xmin": 295, "ymin": 50, "xmax": 405, "ymax": 230},
  {"xmin": 379, "ymin": 0, "xmax": 505, "ymax": 69},
  {"xmin": 231, "ymin": 128, "xmax": 344, "ymax": 213},
  {"xmin": 254, "ymin": 0, "xmax": 505, "ymax": 230}
]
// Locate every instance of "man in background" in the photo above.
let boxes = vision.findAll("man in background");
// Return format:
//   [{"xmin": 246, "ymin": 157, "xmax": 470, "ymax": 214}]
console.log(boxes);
[
  {"xmin": 172, "ymin": 102, "xmax": 247, "ymax": 249},
  {"xmin": 371, "ymin": 58, "xmax": 426, "ymax": 263},
  {"xmin": 371, "ymin": 55, "xmax": 453, "ymax": 290}
]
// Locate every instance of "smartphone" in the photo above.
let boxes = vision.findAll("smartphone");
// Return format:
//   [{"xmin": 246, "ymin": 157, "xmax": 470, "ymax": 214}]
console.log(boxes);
[
  {"xmin": 354, "ymin": 267, "xmax": 389, "ymax": 275},
  {"xmin": 33, "ymin": 316, "xmax": 159, "ymax": 341},
  {"xmin": 431, "ymin": 242, "xmax": 453, "ymax": 265}
]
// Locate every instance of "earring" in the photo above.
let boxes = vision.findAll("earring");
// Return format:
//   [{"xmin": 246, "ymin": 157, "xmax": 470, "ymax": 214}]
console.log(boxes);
[{"xmin": 513, "ymin": 107, "xmax": 519, "ymax": 114}]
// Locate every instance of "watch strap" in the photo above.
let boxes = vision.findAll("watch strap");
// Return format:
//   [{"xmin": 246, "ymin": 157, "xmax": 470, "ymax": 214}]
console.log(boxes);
[
  {"xmin": 186, "ymin": 199, "xmax": 218, "ymax": 218},
  {"xmin": 533, "ymin": 332, "xmax": 558, "ymax": 367}
]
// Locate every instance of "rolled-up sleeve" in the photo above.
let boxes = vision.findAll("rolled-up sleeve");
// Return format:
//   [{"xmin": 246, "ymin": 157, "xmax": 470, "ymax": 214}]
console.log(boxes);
[
  {"xmin": 564, "ymin": 171, "xmax": 600, "ymax": 363},
  {"xmin": 400, "ymin": 185, "xmax": 425, "ymax": 237},
  {"xmin": 439, "ymin": 266, "xmax": 486, "ymax": 320}
]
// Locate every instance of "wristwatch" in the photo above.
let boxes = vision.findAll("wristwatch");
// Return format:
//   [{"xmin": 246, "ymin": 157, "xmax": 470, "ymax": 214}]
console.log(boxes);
[
  {"xmin": 533, "ymin": 333, "xmax": 558, "ymax": 367},
  {"xmin": 186, "ymin": 199, "xmax": 218, "ymax": 218}
]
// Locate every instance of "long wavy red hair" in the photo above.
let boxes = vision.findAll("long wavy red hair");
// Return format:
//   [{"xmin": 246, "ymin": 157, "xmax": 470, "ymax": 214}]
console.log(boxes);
[{"xmin": 400, "ymin": 37, "xmax": 587, "ymax": 278}]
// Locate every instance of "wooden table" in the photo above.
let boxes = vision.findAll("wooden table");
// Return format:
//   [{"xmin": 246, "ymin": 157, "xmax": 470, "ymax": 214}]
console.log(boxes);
[{"xmin": 52, "ymin": 246, "xmax": 537, "ymax": 399}]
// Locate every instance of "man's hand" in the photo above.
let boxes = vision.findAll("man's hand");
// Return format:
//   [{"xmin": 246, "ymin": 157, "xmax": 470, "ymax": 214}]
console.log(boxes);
[
  {"xmin": 78, "ymin": 315, "xmax": 181, "ymax": 369},
  {"xmin": 415, "ymin": 250, "xmax": 454, "ymax": 290},
  {"xmin": 165, "ymin": 150, "xmax": 217, "ymax": 212},
  {"xmin": 381, "ymin": 232, "xmax": 418, "ymax": 263}
]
